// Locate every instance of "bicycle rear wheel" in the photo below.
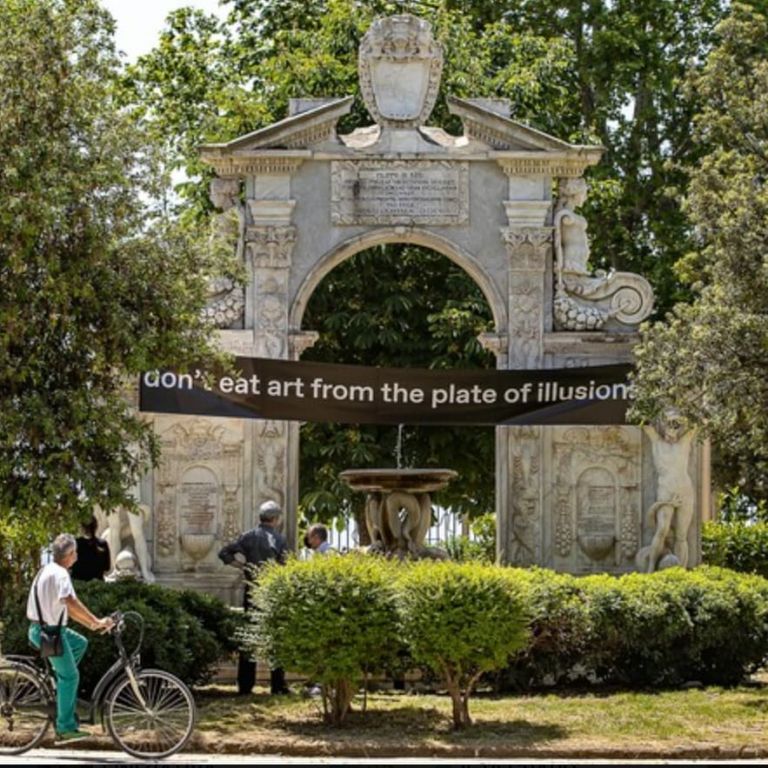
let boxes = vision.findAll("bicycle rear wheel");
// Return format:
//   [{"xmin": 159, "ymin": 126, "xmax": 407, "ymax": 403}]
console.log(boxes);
[
  {"xmin": 0, "ymin": 663, "xmax": 52, "ymax": 755},
  {"xmin": 104, "ymin": 669, "xmax": 196, "ymax": 759}
]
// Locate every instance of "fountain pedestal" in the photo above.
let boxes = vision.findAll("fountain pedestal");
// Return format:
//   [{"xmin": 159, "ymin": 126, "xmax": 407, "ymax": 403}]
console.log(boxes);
[{"xmin": 340, "ymin": 468, "xmax": 457, "ymax": 559}]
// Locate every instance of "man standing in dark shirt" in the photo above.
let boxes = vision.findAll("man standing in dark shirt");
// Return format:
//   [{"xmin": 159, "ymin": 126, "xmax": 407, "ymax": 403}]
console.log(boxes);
[{"xmin": 218, "ymin": 500, "xmax": 289, "ymax": 695}]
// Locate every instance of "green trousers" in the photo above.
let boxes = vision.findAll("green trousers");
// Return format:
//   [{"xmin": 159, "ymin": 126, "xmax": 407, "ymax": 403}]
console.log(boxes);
[{"xmin": 28, "ymin": 623, "xmax": 87, "ymax": 734}]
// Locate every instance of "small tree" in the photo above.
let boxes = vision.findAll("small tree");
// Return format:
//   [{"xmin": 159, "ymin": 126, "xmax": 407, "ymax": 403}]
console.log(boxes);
[
  {"xmin": 247, "ymin": 554, "xmax": 399, "ymax": 725},
  {"xmin": 396, "ymin": 561, "xmax": 529, "ymax": 729}
]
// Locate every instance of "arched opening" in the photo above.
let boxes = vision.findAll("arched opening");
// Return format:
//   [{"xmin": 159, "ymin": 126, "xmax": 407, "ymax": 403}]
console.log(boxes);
[{"xmin": 294, "ymin": 238, "xmax": 497, "ymax": 552}]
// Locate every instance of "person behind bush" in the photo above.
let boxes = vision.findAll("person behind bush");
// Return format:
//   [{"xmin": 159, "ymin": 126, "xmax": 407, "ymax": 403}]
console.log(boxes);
[
  {"xmin": 305, "ymin": 523, "xmax": 333, "ymax": 555},
  {"xmin": 70, "ymin": 516, "xmax": 110, "ymax": 582},
  {"xmin": 27, "ymin": 533, "xmax": 115, "ymax": 742},
  {"xmin": 218, "ymin": 500, "xmax": 289, "ymax": 695}
]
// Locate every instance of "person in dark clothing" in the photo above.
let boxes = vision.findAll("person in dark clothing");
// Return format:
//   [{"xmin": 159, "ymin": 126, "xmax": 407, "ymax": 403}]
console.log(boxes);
[
  {"xmin": 218, "ymin": 500, "xmax": 289, "ymax": 695},
  {"xmin": 70, "ymin": 517, "xmax": 111, "ymax": 582}
]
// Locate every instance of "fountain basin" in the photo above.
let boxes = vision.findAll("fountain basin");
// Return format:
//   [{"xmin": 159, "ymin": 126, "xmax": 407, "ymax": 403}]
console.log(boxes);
[
  {"xmin": 340, "ymin": 468, "xmax": 457, "ymax": 559},
  {"xmin": 339, "ymin": 468, "xmax": 457, "ymax": 494}
]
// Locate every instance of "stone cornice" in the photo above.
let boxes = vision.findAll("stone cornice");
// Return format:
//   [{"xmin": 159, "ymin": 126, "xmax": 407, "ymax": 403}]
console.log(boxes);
[
  {"xmin": 494, "ymin": 152, "xmax": 603, "ymax": 178},
  {"xmin": 543, "ymin": 332, "xmax": 639, "ymax": 359},
  {"xmin": 201, "ymin": 152, "xmax": 309, "ymax": 178},
  {"xmin": 200, "ymin": 97, "xmax": 353, "ymax": 153}
]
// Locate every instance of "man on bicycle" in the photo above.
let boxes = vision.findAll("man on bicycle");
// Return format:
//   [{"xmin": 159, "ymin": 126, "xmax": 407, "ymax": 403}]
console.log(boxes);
[{"xmin": 26, "ymin": 533, "xmax": 114, "ymax": 742}]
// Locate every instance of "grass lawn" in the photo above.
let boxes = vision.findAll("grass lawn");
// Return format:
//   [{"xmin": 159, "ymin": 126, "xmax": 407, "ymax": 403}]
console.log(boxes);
[{"xmin": 190, "ymin": 675, "xmax": 768, "ymax": 759}]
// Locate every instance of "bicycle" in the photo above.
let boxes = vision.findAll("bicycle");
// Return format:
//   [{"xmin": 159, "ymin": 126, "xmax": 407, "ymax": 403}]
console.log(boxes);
[{"xmin": 0, "ymin": 610, "xmax": 196, "ymax": 759}]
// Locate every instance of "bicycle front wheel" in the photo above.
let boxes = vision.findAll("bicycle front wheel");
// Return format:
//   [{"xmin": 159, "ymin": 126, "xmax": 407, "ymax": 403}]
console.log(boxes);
[
  {"xmin": 104, "ymin": 669, "xmax": 196, "ymax": 759},
  {"xmin": 0, "ymin": 663, "xmax": 52, "ymax": 755}
]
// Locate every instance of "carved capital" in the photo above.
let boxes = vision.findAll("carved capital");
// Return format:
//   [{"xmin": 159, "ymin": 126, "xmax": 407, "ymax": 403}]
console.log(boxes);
[
  {"xmin": 477, "ymin": 331, "xmax": 508, "ymax": 359},
  {"xmin": 247, "ymin": 226, "xmax": 297, "ymax": 268},
  {"xmin": 501, "ymin": 227, "xmax": 552, "ymax": 271},
  {"xmin": 290, "ymin": 330, "xmax": 320, "ymax": 360}
]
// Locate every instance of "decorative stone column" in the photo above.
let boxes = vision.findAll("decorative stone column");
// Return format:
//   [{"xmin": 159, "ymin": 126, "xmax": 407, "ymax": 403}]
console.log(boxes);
[
  {"xmin": 245, "ymin": 181, "xmax": 298, "ymax": 547},
  {"xmin": 495, "ymin": 225, "xmax": 551, "ymax": 565}
]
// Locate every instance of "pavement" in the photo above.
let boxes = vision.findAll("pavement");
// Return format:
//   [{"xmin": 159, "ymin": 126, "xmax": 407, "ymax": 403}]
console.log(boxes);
[{"xmin": 2, "ymin": 752, "xmax": 768, "ymax": 766}]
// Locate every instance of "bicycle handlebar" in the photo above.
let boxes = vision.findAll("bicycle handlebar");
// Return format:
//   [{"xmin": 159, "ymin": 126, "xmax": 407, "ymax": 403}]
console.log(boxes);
[{"xmin": 109, "ymin": 610, "xmax": 145, "ymax": 658}]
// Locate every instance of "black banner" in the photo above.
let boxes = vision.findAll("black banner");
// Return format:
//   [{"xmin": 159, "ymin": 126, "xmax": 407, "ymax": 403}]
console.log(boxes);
[{"xmin": 139, "ymin": 357, "xmax": 634, "ymax": 426}]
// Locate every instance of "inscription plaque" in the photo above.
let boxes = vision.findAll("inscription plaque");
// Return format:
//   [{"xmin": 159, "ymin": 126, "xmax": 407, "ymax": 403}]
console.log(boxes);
[
  {"xmin": 331, "ymin": 161, "xmax": 469, "ymax": 225},
  {"xmin": 180, "ymin": 466, "xmax": 218, "ymax": 535}
]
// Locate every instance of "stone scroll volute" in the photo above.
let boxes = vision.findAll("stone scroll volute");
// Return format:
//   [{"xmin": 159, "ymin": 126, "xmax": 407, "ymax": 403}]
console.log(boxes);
[{"xmin": 553, "ymin": 178, "xmax": 654, "ymax": 332}]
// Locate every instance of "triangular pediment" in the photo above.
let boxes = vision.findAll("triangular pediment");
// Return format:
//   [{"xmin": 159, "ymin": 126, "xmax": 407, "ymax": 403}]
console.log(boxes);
[
  {"xmin": 448, "ymin": 96, "xmax": 578, "ymax": 152},
  {"xmin": 200, "ymin": 96, "xmax": 354, "ymax": 155}
]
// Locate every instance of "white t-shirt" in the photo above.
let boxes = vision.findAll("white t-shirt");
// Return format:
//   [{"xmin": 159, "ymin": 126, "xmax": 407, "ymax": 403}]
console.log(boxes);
[{"xmin": 26, "ymin": 562, "xmax": 76, "ymax": 626}]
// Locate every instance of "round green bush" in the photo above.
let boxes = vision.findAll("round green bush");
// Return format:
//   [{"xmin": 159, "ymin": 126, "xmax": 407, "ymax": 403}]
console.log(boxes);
[
  {"xmin": 247, "ymin": 553, "xmax": 400, "ymax": 724},
  {"xmin": 0, "ymin": 579, "xmax": 244, "ymax": 695},
  {"xmin": 396, "ymin": 560, "xmax": 529, "ymax": 728}
]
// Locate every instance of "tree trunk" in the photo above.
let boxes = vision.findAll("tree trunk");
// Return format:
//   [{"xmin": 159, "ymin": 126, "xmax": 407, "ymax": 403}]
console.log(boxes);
[{"xmin": 323, "ymin": 678, "xmax": 354, "ymax": 726}]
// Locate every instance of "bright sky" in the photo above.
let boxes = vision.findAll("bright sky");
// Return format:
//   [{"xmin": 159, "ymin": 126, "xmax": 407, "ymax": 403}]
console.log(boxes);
[{"xmin": 101, "ymin": 0, "xmax": 228, "ymax": 61}]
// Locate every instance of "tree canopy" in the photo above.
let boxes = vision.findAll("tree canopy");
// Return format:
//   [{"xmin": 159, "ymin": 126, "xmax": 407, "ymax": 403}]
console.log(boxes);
[
  {"xmin": 0, "ymin": 0, "xmax": 233, "ymax": 581},
  {"xmin": 632, "ymin": 2, "xmax": 768, "ymax": 500}
]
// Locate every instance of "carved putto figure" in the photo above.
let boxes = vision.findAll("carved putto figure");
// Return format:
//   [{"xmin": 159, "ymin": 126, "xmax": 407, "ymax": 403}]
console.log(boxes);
[
  {"xmin": 635, "ymin": 410, "xmax": 696, "ymax": 572},
  {"xmin": 96, "ymin": 499, "xmax": 155, "ymax": 584},
  {"xmin": 553, "ymin": 177, "xmax": 654, "ymax": 332}
]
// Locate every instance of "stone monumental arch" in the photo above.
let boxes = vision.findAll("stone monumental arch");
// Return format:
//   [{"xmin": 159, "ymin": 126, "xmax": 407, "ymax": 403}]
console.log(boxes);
[{"xmin": 138, "ymin": 15, "xmax": 710, "ymax": 601}]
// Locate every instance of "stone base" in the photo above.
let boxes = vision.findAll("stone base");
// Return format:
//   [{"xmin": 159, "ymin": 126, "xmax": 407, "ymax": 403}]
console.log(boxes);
[{"xmin": 154, "ymin": 571, "xmax": 243, "ymax": 605}]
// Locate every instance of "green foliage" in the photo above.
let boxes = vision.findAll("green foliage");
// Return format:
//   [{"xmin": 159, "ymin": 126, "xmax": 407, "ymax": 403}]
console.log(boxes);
[
  {"xmin": 632, "ymin": 4, "xmax": 768, "ymax": 500},
  {"xmin": 246, "ymin": 554, "xmax": 400, "ymax": 725},
  {"xmin": 717, "ymin": 487, "xmax": 768, "ymax": 523},
  {"xmin": 703, "ymin": 521, "xmax": 768, "ymax": 579},
  {"xmin": 0, "ymin": 0, "xmax": 235, "ymax": 588},
  {"xmin": 584, "ymin": 567, "xmax": 768, "ymax": 686},
  {"xmin": 243, "ymin": 557, "xmax": 768, "ymax": 727},
  {"xmin": 499, "ymin": 567, "xmax": 592, "ymax": 690},
  {"xmin": 498, "ymin": 565, "xmax": 768, "ymax": 690},
  {"xmin": 0, "ymin": 580, "xmax": 243, "ymax": 694},
  {"xmin": 396, "ymin": 561, "xmax": 529, "ymax": 728},
  {"xmin": 445, "ymin": 513, "xmax": 497, "ymax": 563},
  {"xmin": 444, "ymin": 535, "xmax": 492, "ymax": 564}
]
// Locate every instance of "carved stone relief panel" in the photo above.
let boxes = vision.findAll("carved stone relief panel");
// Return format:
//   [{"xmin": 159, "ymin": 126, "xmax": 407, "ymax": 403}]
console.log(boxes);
[
  {"xmin": 254, "ymin": 419, "xmax": 288, "ymax": 515},
  {"xmin": 504, "ymin": 426, "xmax": 543, "ymax": 566},
  {"xmin": 503, "ymin": 227, "xmax": 551, "ymax": 369},
  {"xmin": 152, "ymin": 417, "xmax": 245, "ymax": 573},
  {"xmin": 546, "ymin": 426, "xmax": 641, "ymax": 573},
  {"xmin": 247, "ymin": 223, "xmax": 296, "ymax": 360},
  {"xmin": 358, "ymin": 14, "xmax": 443, "ymax": 128}
]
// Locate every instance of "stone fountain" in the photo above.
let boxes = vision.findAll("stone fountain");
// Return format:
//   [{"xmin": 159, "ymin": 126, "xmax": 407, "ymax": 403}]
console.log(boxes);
[{"xmin": 339, "ymin": 468, "xmax": 457, "ymax": 559}]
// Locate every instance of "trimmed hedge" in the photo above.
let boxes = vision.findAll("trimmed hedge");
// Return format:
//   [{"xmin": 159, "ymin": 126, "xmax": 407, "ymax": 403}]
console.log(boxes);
[
  {"xmin": 499, "ymin": 565, "xmax": 768, "ymax": 690},
  {"xmin": 0, "ymin": 579, "xmax": 244, "ymax": 695},
  {"xmin": 702, "ymin": 520, "xmax": 768, "ymax": 579}
]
